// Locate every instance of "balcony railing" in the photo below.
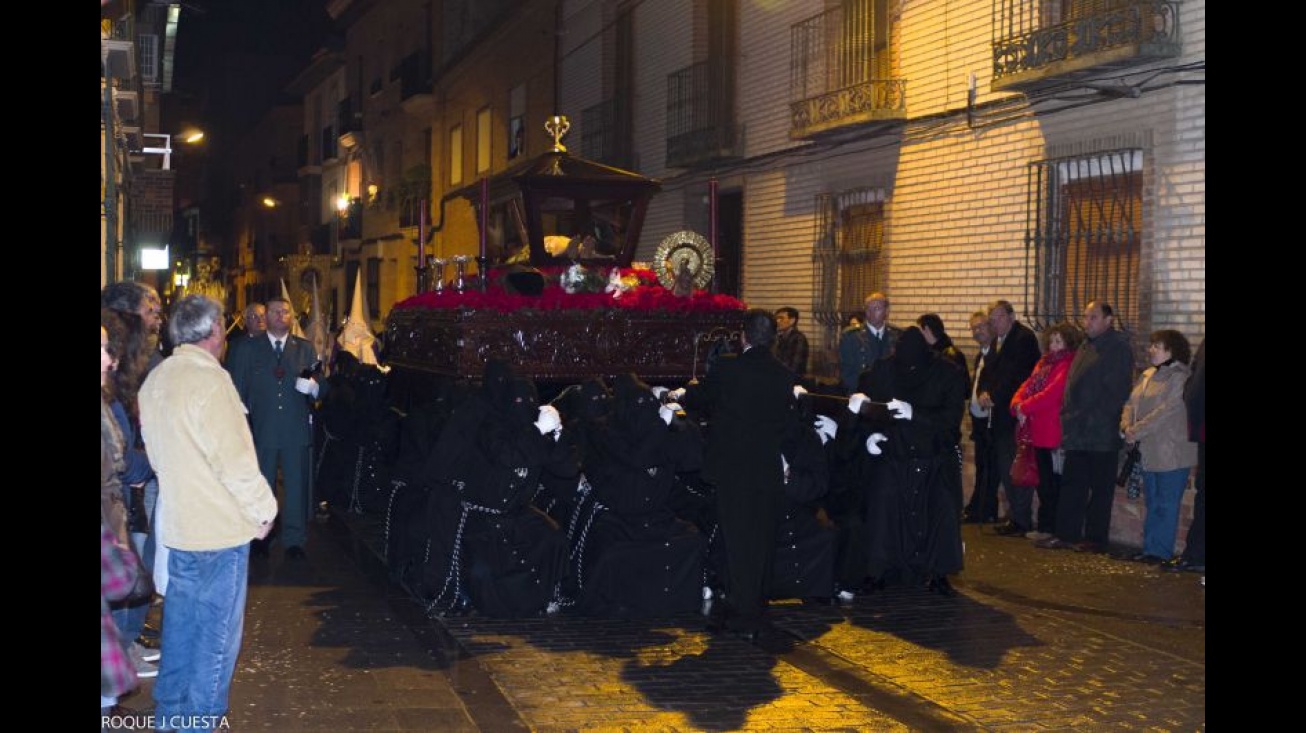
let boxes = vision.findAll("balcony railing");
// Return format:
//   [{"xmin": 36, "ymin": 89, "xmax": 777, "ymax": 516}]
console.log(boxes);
[
  {"xmin": 581, "ymin": 96, "xmax": 632, "ymax": 170},
  {"xmin": 101, "ymin": 15, "xmax": 136, "ymax": 79},
  {"xmin": 992, "ymin": 0, "xmax": 1181, "ymax": 89},
  {"xmin": 132, "ymin": 210, "xmax": 173, "ymax": 235},
  {"xmin": 788, "ymin": 0, "xmax": 905, "ymax": 139},
  {"xmin": 666, "ymin": 59, "xmax": 738, "ymax": 169}
]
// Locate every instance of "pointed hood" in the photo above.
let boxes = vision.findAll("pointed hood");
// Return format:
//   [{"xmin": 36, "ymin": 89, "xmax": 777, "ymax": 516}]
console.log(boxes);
[
  {"xmin": 306, "ymin": 270, "xmax": 331, "ymax": 362},
  {"xmin": 338, "ymin": 269, "xmax": 378, "ymax": 365},
  {"xmin": 280, "ymin": 278, "xmax": 306, "ymax": 339}
]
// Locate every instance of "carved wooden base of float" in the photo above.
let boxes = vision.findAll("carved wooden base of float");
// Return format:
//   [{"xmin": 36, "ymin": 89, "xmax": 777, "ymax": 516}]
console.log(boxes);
[{"xmin": 384, "ymin": 307, "xmax": 743, "ymax": 400}]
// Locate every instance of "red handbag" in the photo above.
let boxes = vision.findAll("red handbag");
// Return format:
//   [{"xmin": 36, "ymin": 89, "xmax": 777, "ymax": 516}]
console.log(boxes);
[{"xmin": 1009, "ymin": 422, "xmax": 1041, "ymax": 487}]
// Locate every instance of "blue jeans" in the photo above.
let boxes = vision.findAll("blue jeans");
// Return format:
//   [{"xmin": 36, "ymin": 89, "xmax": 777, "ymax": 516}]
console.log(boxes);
[
  {"xmin": 153, "ymin": 545, "xmax": 249, "ymax": 731},
  {"xmin": 110, "ymin": 600, "xmax": 150, "ymax": 655},
  {"xmin": 1143, "ymin": 467, "xmax": 1191, "ymax": 559}
]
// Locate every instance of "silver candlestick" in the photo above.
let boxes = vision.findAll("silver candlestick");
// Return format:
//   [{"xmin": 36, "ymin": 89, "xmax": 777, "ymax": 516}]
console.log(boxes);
[
  {"xmin": 430, "ymin": 257, "xmax": 446, "ymax": 294},
  {"xmin": 453, "ymin": 255, "xmax": 468, "ymax": 293}
]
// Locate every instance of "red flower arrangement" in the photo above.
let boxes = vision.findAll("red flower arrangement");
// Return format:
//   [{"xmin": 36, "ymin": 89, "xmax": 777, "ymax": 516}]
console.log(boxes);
[{"xmin": 393, "ymin": 266, "xmax": 747, "ymax": 315}]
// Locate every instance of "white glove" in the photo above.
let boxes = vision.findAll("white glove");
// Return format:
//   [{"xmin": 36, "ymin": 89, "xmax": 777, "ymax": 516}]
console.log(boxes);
[
  {"xmin": 887, "ymin": 398, "xmax": 913, "ymax": 420},
  {"xmin": 534, "ymin": 405, "xmax": 562, "ymax": 435},
  {"xmin": 814, "ymin": 415, "xmax": 838, "ymax": 445},
  {"xmin": 866, "ymin": 432, "xmax": 888, "ymax": 455},
  {"xmin": 848, "ymin": 393, "xmax": 869, "ymax": 414},
  {"xmin": 667, "ymin": 387, "xmax": 687, "ymax": 402},
  {"xmin": 793, "ymin": 384, "xmax": 808, "ymax": 399},
  {"xmin": 650, "ymin": 386, "xmax": 669, "ymax": 400},
  {"xmin": 658, "ymin": 403, "xmax": 683, "ymax": 426},
  {"xmin": 294, "ymin": 377, "xmax": 319, "ymax": 398}
]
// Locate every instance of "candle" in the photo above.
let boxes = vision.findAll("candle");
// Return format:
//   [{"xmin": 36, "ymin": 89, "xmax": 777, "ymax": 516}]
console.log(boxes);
[
  {"xmin": 708, "ymin": 178, "xmax": 719, "ymax": 293},
  {"xmin": 479, "ymin": 177, "xmax": 490, "ymax": 261},
  {"xmin": 418, "ymin": 198, "xmax": 428, "ymax": 263}
]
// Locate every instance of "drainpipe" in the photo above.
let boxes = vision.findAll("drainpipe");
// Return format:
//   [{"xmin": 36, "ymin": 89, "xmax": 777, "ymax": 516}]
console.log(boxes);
[{"xmin": 103, "ymin": 74, "xmax": 120, "ymax": 282}]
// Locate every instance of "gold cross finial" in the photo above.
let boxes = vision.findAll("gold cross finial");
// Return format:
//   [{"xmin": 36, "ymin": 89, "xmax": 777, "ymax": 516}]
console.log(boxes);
[{"xmin": 545, "ymin": 115, "xmax": 570, "ymax": 153}]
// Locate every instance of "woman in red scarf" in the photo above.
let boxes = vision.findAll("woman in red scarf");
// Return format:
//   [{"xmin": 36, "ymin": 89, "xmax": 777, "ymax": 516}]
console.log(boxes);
[{"xmin": 1010, "ymin": 322, "xmax": 1082, "ymax": 540}]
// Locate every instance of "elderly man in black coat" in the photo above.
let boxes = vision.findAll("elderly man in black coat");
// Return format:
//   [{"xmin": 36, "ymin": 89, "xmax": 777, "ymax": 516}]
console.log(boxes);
[
  {"xmin": 677, "ymin": 309, "xmax": 795, "ymax": 638},
  {"xmin": 977, "ymin": 300, "xmax": 1042, "ymax": 537}
]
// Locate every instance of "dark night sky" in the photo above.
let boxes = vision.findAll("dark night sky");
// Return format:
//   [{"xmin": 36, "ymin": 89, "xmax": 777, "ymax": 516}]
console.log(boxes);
[
  {"xmin": 173, "ymin": 0, "xmax": 334, "ymax": 136},
  {"xmin": 164, "ymin": 1, "xmax": 335, "ymax": 241}
]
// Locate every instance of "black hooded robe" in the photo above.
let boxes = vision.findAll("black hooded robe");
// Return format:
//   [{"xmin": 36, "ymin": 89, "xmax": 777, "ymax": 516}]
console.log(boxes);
[{"xmin": 852, "ymin": 328, "xmax": 968, "ymax": 587}]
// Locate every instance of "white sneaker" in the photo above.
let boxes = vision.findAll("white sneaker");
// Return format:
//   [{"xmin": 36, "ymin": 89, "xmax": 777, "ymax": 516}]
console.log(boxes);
[
  {"xmin": 129, "ymin": 644, "xmax": 159, "ymax": 678},
  {"xmin": 133, "ymin": 641, "xmax": 161, "ymax": 663},
  {"xmin": 836, "ymin": 590, "xmax": 855, "ymax": 603}
]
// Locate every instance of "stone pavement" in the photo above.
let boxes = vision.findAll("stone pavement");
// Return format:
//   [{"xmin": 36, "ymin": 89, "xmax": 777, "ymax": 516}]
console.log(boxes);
[{"xmin": 111, "ymin": 512, "xmax": 1204, "ymax": 732}]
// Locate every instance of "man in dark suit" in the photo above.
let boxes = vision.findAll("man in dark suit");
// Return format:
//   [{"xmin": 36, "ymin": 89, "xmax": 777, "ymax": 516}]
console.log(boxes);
[
  {"xmin": 226, "ymin": 297, "xmax": 322, "ymax": 559},
  {"xmin": 772, "ymin": 306, "xmax": 809, "ymax": 378},
  {"xmin": 839, "ymin": 292, "xmax": 902, "ymax": 392},
  {"xmin": 224, "ymin": 301, "xmax": 267, "ymax": 365},
  {"xmin": 677, "ymin": 309, "xmax": 795, "ymax": 638},
  {"xmin": 977, "ymin": 300, "xmax": 1041, "ymax": 536},
  {"xmin": 962, "ymin": 310, "xmax": 1000, "ymax": 524}
]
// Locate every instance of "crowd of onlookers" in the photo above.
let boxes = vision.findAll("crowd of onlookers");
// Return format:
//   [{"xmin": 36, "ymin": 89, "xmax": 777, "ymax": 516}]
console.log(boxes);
[
  {"xmin": 101, "ymin": 282, "xmax": 166, "ymax": 718},
  {"xmin": 102, "ymin": 282, "xmax": 1206, "ymax": 724}
]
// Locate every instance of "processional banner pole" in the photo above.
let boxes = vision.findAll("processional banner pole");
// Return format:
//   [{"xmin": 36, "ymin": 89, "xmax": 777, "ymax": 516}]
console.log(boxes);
[{"xmin": 708, "ymin": 177, "xmax": 719, "ymax": 293}]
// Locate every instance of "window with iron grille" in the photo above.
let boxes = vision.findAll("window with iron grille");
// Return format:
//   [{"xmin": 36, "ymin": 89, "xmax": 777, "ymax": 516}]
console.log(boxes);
[
  {"xmin": 1026, "ymin": 148, "xmax": 1141, "ymax": 333},
  {"xmin": 137, "ymin": 34, "xmax": 159, "ymax": 84},
  {"xmin": 811, "ymin": 187, "xmax": 888, "ymax": 376}
]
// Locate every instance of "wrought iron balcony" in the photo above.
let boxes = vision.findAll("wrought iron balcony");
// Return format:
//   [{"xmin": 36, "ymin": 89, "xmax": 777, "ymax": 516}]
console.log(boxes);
[
  {"xmin": 992, "ymin": 0, "xmax": 1181, "ymax": 91},
  {"xmin": 789, "ymin": 1, "xmax": 906, "ymax": 140},
  {"xmin": 101, "ymin": 15, "xmax": 136, "ymax": 78},
  {"xmin": 581, "ymin": 96, "xmax": 633, "ymax": 170},
  {"xmin": 666, "ymin": 59, "xmax": 739, "ymax": 169}
]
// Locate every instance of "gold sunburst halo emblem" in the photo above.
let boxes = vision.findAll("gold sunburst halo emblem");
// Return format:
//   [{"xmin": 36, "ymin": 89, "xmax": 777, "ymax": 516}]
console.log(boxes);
[{"xmin": 653, "ymin": 230, "xmax": 715, "ymax": 291}]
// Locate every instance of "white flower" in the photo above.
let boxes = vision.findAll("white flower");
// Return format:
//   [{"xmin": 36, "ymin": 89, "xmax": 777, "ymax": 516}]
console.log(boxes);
[
  {"xmin": 561, "ymin": 263, "xmax": 588, "ymax": 293},
  {"xmin": 604, "ymin": 267, "xmax": 629, "ymax": 298}
]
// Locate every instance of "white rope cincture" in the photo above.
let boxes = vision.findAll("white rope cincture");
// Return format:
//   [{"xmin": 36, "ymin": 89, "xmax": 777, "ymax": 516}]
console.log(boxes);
[
  {"xmin": 349, "ymin": 445, "xmax": 366, "ymax": 514},
  {"xmin": 381, "ymin": 479, "xmax": 405, "ymax": 562},
  {"xmin": 424, "ymin": 499, "xmax": 505, "ymax": 616},
  {"xmin": 703, "ymin": 523, "xmax": 721, "ymax": 589},
  {"xmin": 315, "ymin": 426, "xmax": 338, "ymax": 477}
]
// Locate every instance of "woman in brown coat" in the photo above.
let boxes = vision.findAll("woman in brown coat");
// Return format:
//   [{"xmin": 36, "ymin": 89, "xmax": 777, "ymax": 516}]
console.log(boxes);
[{"xmin": 1120, "ymin": 330, "xmax": 1197, "ymax": 563}]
